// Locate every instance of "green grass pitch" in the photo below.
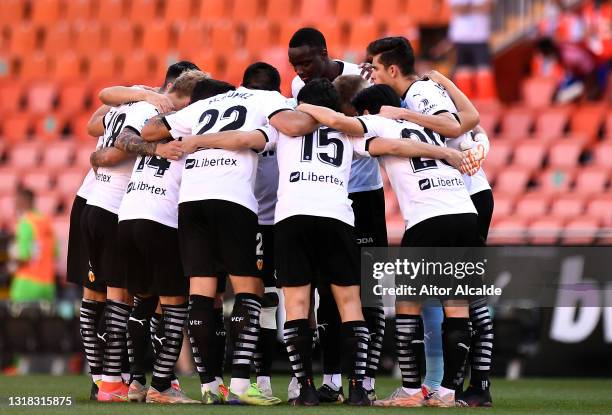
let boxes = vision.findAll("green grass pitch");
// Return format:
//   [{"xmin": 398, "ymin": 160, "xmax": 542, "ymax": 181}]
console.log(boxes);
[{"xmin": 1, "ymin": 375, "xmax": 611, "ymax": 414}]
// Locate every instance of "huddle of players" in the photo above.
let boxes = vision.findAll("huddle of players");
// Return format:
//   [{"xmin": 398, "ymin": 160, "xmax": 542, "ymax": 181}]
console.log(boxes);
[{"xmin": 66, "ymin": 27, "xmax": 494, "ymax": 407}]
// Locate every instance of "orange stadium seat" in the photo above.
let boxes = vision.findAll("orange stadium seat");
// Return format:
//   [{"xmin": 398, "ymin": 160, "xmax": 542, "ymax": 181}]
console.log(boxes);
[
  {"xmin": 162, "ymin": 0, "xmax": 192, "ymax": 23},
  {"xmin": 512, "ymin": 140, "xmax": 547, "ymax": 171},
  {"xmin": 347, "ymin": 18, "xmax": 379, "ymax": 51},
  {"xmin": 477, "ymin": 109, "xmax": 499, "ymax": 136},
  {"xmin": 562, "ymin": 217, "xmax": 601, "ymax": 245},
  {"xmin": 198, "ymin": 0, "xmax": 230, "ymax": 21},
  {"xmin": 522, "ymin": 76, "xmax": 557, "ymax": 108},
  {"xmin": 2, "ymin": 113, "xmax": 31, "ymax": 143},
  {"xmin": 19, "ymin": 53, "xmax": 50, "ymax": 81},
  {"xmin": 489, "ymin": 218, "xmax": 527, "ymax": 245},
  {"xmin": 27, "ymin": 81, "xmax": 57, "ymax": 114},
  {"xmin": 266, "ymin": 0, "xmax": 295, "ymax": 22},
  {"xmin": 0, "ymin": 83, "xmax": 24, "ymax": 113},
  {"xmin": 499, "ymin": 107, "xmax": 533, "ymax": 139},
  {"xmin": 0, "ymin": 168, "xmax": 19, "ymax": 195},
  {"xmin": 42, "ymin": 141, "xmax": 76, "ymax": 170},
  {"xmin": 21, "ymin": 169, "xmax": 53, "ymax": 193},
  {"xmin": 96, "ymin": 0, "xmax": 126, "ymax": 24},
  {"xmin": 490, "ymin": 193, "xmax": 514, "ymax": 222},
  {"xmin": 33, "ymin": 113, "xmax": 65, "ymax": 141},
  {"xmin": 570, "ymin": 105, "xmax": 605, "ymax": 142},
  {"xmin": 57, "ymin": 169, "xmax": 88, "ymax": 198},
  {"xmin": 120, "ymin": 50, "xmax": 153, "ymax": 81},
  {"xmin": 70, "ymin": 113, "xmax": 94, "ymax": 141},
  {"xmin": 9, "ymin": 23, "xmax": 38, "ymax": 56},
  {"xmin": 244, "ymin": 20, "xmax": 273, "ymax": 54},
  {"xmin": 0, "ymin": 0, "xmax": 25, "ymax": 26},
  {"xmin": 42, "ymin": 23, "xmax": 71, "ymax": 55},
  {"xmin": 336, "ymin": 0, "xmax": 364, "ymax": 20},
  {"xmin": 141, "ymin": 20, "xmax": 171, "ymax": 52},
  {"xmin": 316, "ymin": 19, "xmax": 343, "ymax": 54},
  {"xmin": 485, "ymin": 140, "xmax": 512, "ymax": 170},
  {"xmin": 533, "ymin": 107, "xmax": 569, "ymax": 142},
  {"xmin": 74, "ymin": 22, "xmax": 103, "ymax": 58},
  {"xmin": 573, "ymin": 166, "xmax": 609, "ymax": 195},
  {"xmin": 548, "ymin": 139, "xmax": 584, "ymax": 169},
  {"xmin": 75, "ymin": 144, "xmax": 96, "ymax": 169},
  {"xmin": 35, "ymin": 192, "xmax": 60, "ymax": 217},
  {"xmin": 231, "ymin": 0, "xmax": 261, "ymax": 22},
  {"xmin": 593, "ymin": 141, "xmax": 612, "ymax": 169},
  {"xmin": 537, "ymin": 168, "xmax": 575, "ymax": 194},
  {"xmin": 210, "ymin": 21, "xmax": 239, "ymax": 54},
  {"xmin": 0, "ymin": 195, "xmax": 17, "ymax": 225},
  {"xmin": 550, "ymin": 194, "xmax": 585, "ymax": 220},
  {"xmin": 528, "ymin": 217, "xmax": 564, "ymax": 245},
  {"xmin": 129, "ymin": 0, "xmax": 159, "ymax": 24},
  {"xmin": 31, "ymin": 0, "xmax": 62, "ymax": 25},
  {"xmin": 371, "ymin": 0, "xmax": 402, "ymax": 22},
  {"xmin": 586, "ymin": 196, "xmax": 612, "ymax": 226},
  {"xmin": 493, "ymin": 166, "xmax": 531, "ymax": 194},
  {"xmin": 514, "ymin": 193, "xmax": 550, "ymax": 219},
  {"xmin": 299, "ymin": 0, "xmax": 332, "ymax": 22},
  {"xmin": 176, "ymin": 22, "xmax": 207, "ymax": 56},
  {"xmin": 105, "ymin": 21, "xmax": 136, "ymax": 56},
  {"xmin": 58, "ymin": 81, "xmax": 90, "ymax": 116},
  {"xmin": 64, "ymin": 0, "xmax": 93, "ymax": 21},
  {"xmin": 53, "ymin": 51, "xmax": 83, "ymax": 81},
  {"xmin": 86, "ymin": 52, "xmax": 118, "ymax": 81},
  {"xmin": 9, "ymin": 142, "xmax": 41, "ymax": 170}
]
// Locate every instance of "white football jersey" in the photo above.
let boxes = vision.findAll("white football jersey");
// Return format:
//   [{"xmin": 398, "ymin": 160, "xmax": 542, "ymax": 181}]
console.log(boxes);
[
  {"xmin": 255, "ymin": 149, "xmax": 278, "ymax": 225},
  {"xmin": 260, "ymin": 125, "xmax": 370, "ymax": 226},
  {"xmin": 118, "ymin": 149, "xmax": 184, "ymax": 229},
  {"xmin": 357, "ymin": 115, "xmax": 476, "ymax": 230},
  {"xmin": 402, "ymin": 79, "xmax": 491, "ymax": 195},
  {"xmin": 292, "ymin": 61, "xmax": 383, "ymax": 194},
  {"xmin": 164, "ymin": 87, "xmax": 292, "ymax": 212},
  {"xmin": 76, "ymin": 137, "xmax": 104, "ymax": 199},
  {"xmin": 86, "ymin": 102, "xmax": 158, "ymax": 214}
]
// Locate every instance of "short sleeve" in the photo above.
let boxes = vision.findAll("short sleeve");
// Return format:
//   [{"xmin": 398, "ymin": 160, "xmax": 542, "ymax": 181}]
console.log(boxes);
[
  {"xmin": 351, "ymin": 136, "xmax": 374, "ymax": 158},
  {"xmin": 164, "ymin": 102, "xmax": 202, "ymax": 138},
  {"xmin": 404, "ymin": 80, "xmax": 457, "ymax": 115},
  {"xmin": 256, "ymin": 124, "xmax": 279, "ymax": 153},
  {"xmin": 123, "ymin": 102, "xmax": 159, "ymax": 134},
  {"xmin": 260, "ymin": 91, "xmax": 293, "ymax": 121},
  {"xmin": 356, "ymin": 115, "xmax": 387, "ymax": 138},
  {"xmin": 291, "ymin": 76, "xmax": 305, "ymax": 99}
]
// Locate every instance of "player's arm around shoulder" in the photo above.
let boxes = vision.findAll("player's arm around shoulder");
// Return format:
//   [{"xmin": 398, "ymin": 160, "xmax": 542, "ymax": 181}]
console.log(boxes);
[
  {"xmin": 141, "ymin": 113, "xmax": 175, "ymax": 142},
  {"xmin": 364, "ymin": 136, "xmax": 477, "ymax": 174},
  {"xmin": 295, "ymin": 104, "xmax": 365, "ymax": 136},
  {"xmin": 179, "ymin": 129, "xmax": 268, "ymax": 154},
  {"xmin": 99, "ymin": 85, "xmax": 174, "ymax": 113}
]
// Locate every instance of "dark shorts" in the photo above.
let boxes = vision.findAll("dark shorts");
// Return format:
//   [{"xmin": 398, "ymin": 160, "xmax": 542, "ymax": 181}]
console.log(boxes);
[
  {"xmin": 349, "ymin": 187, "xmax": 388, "ymax": 247},
  {"xmin": 178, "ymin": 199, "xmax": 260, "ymax": 278},
  {"xmin": 454, "ymin": 42, "xmax": 491, "ymax": 68},
  {"xmin": 471, "ymin": 189, "xmax": 494, "ymax": 243},
  {"xmin": 118, "ymin": 219, "xmax": 189, "ymax": 297},
  {"xmin": 400, "ymin": 213, "xmax": 484, "ymax": 302},
  {"xmin": 275, "ymin": 215, "xmax": 360, "ymax": 288},
  {"xmin": 66, "ymin": 196, "xmax": 105, "ymax": 292},
  {"xmin": 257, "ymin": 224, "xmax": 278, "ymax": 288},
  {"xmin": 81, "ymin": 205, "xmax": 125, "ymax": 289},
  {"xmin": 401, "ymin": 213, "xmax": 484, "ymax": 247}
]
